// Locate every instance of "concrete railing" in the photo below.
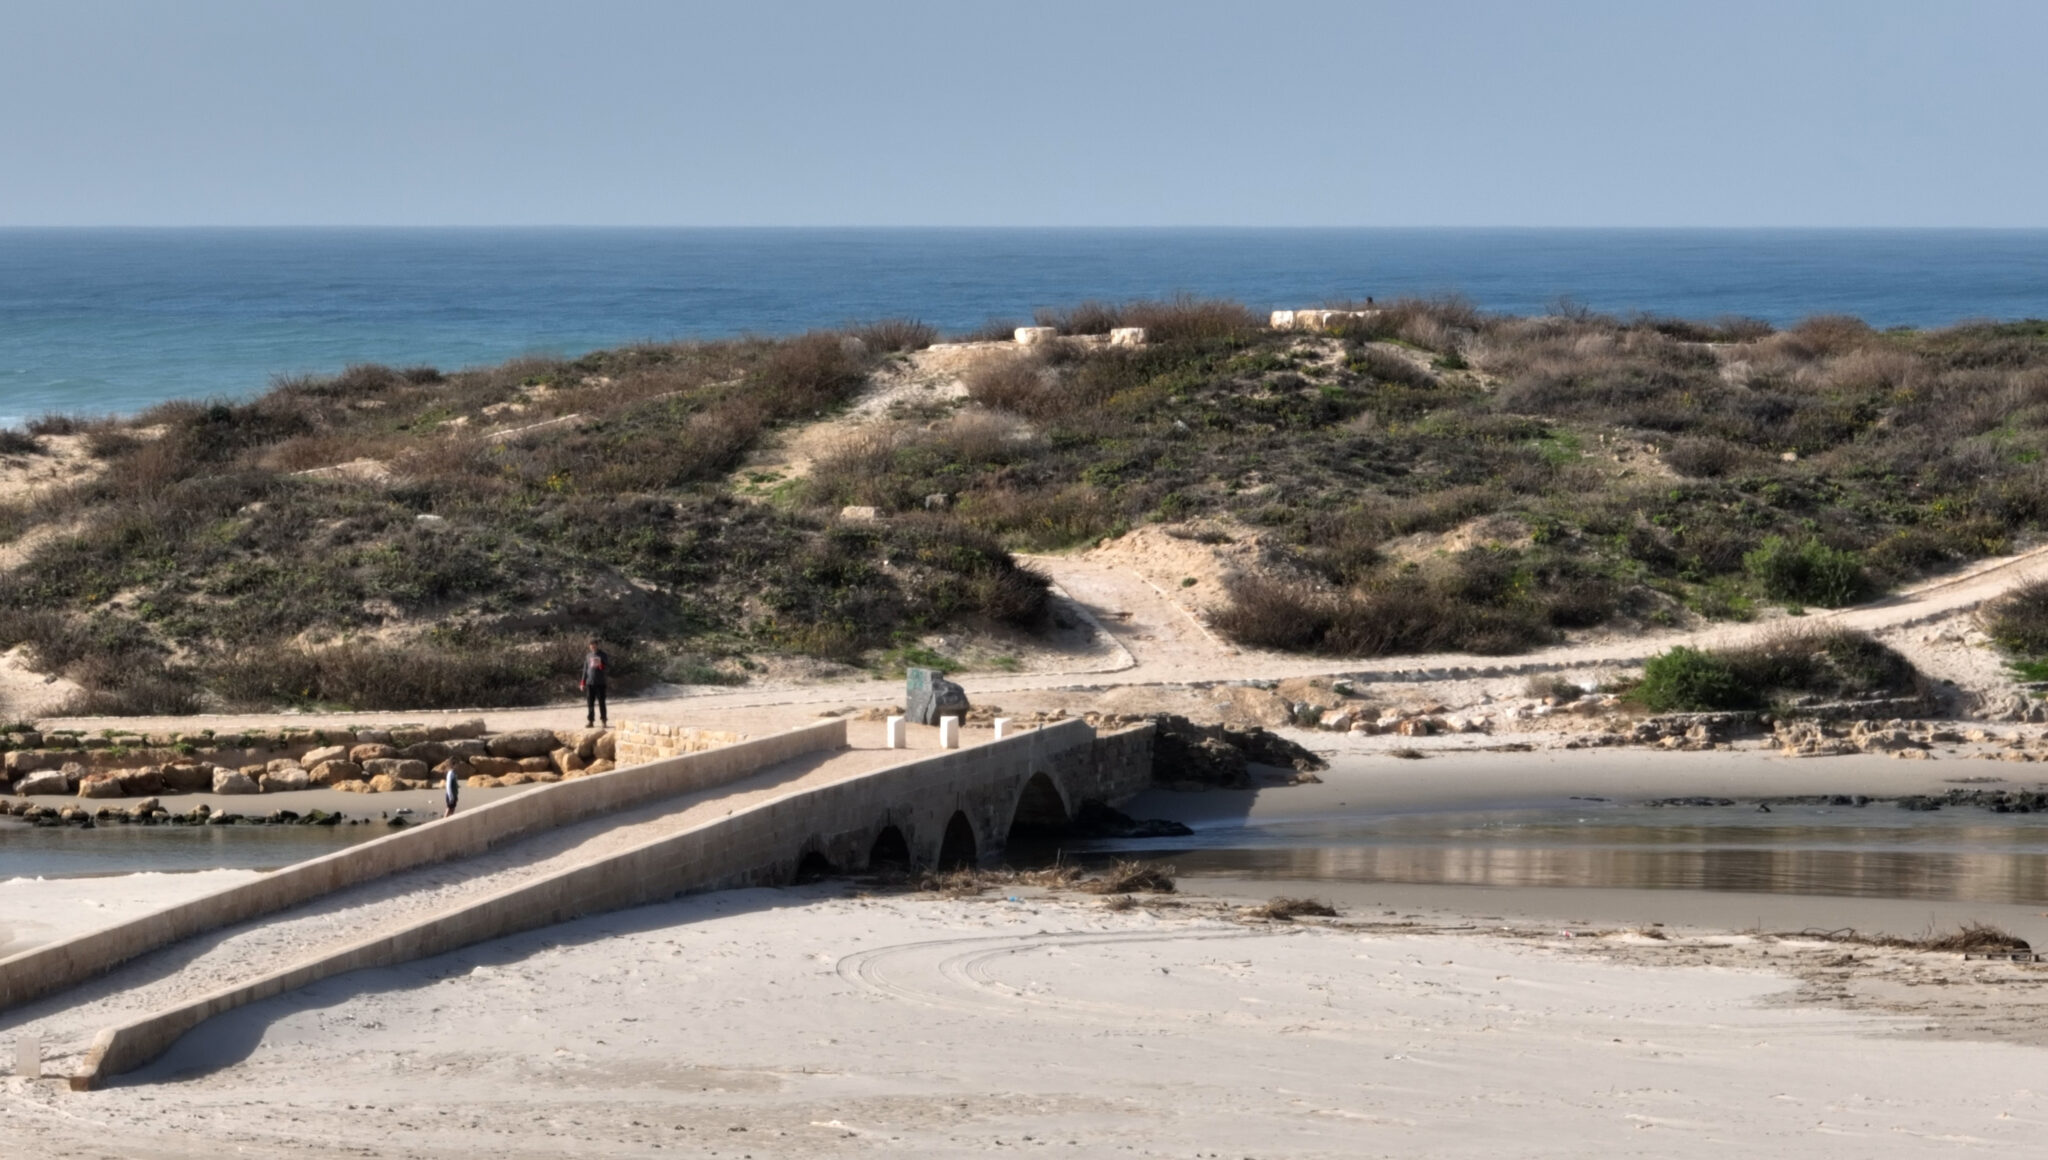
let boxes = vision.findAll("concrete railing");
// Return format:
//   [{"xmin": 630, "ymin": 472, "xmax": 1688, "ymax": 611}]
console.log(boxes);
[
  {"xmin": 0, "ymin": 719, "xmax": 846, "ymax": 1015},
  {"xmin": 73, "ymin": 720, "xmax": 1147, "ymax": 1088}
]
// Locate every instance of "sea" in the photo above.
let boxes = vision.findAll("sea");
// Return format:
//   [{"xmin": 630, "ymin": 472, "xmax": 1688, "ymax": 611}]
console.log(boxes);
[{"xmin": 4, "ymin": 227, "xmax": 2048, "ymax": 428}]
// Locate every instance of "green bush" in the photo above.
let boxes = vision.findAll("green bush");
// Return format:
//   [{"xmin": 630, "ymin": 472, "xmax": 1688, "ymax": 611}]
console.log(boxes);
[
  {"xmin": 1743, "ymin": 536, "xmax": 1869, "ymax": 607},
  {"xmin": 1986, "ymin": 580, "xmax": 2048, "ymax": 657},
  {"xmin": 1637, "ymin": 646, "xmax": 1754, "ymax": 711}
]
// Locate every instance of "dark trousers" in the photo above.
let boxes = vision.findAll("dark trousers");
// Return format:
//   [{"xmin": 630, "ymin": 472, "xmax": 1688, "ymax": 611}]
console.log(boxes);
[{"xmin": 586, "ymin": 684, "xmax": 608, "ymax": 725}]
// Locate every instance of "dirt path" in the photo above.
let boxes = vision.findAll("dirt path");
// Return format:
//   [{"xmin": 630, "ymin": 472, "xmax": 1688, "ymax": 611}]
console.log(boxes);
[{"xmin": 35, "ymin": 540, "xmax": 2048, "ymax": 738}]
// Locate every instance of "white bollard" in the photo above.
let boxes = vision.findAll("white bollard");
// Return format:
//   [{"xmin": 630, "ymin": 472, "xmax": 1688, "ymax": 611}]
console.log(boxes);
[
  {"xmin": 993, "ymin": 717, "xmax": 1011, "ymax": 740},
  {"xmin": 886, "ymin": 716, "xmax": 905, "ymax": 749},
  {"xmin": 939, "ymin": 716, "xmax": 960, "ymax": 749},
  {"xmin": 16, "ymin": 1035, "xmax": 40, "ymax": 1079}
]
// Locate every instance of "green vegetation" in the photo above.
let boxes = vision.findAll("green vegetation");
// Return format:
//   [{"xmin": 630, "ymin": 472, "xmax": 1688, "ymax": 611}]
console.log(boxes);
[
  {"xmin": 5, "ymin": 293, "xmax": 2047, "ymax": 712},
  {"xmin": 1632, "ymin": 629, "xmax": 1923, "ymax": 712},
  {"xmin": 1984, "ymin": 579, "xmax": 2048, "ymax": 683},
  {"xmin": 0, "ymin": 328, "xmax": 1046, "ymax": 712}
]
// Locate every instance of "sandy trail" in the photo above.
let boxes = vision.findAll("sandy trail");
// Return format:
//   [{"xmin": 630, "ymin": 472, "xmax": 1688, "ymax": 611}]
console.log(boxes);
[{"xmin": 0, "ymin": 742, "xmax": 917, "ymax": 1075}]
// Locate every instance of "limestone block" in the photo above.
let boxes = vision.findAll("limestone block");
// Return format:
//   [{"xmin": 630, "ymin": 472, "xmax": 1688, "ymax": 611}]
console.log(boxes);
[
  {"xmin": 1014, "ymin": 326, "xmax": 1058, "ymax": 345},
  {"xmin": 161, "ymin": 763, "xmax": 213, "ymax": 792},
  {"xmin": 389, "ymin": 728, "xmax": 429, "ymax": 748},
  {"xmin": 77, "ymin": 774, "xmax": 126, "ymax": 799},
  {"xmin": 1269, "ymin": 310, "xmax": 1297, "ymax": 329},
  {"xmin": 3, "ymin": 750, "xmax": 54, "ymax": 775},
  {"xmin": 309, "ymin": 760, "xmax": 364, "ymax": 786},
  {"xmin": 463, "ymin": 775, "xmax": 499, "ymax": 788},
  {"xmin": 212, "ymin": 768, "xmax": 260, "ymax": 795},
  {"xmin": 366, "ymin": 774, "xmax": 404, "ymax": 793},
  {"xmin": 445, "ymin": 738, "xmax": 488, "ymax": 760},
  {"xmin": 886, "ymin": 716, "xmax": 905, "ymax": 749},
  {"xmin": 116, "ymin": 767, "xmax": 165, "ymax": 796},
  {"xmin": 584, "ymin": 758, "xmax": 616, "ymax": 775},
  {"xmin": 486, "ymin": 729, "xmax": 560, "ymax": 759},
  {"xmin": 549, "ymin": 748, "xmax": 587, "ymax": 776},
  {"xmin": 400, "ymin": 740, "xmax": 451, "ymax": 763},
  {"xmin": 1108, "ymin": 327, "xmax": 1146, "ymax": 347},
  {"xmin": 262, "ymin": 767, "xmax": 312, "ymax": 793},
  {"xmin": 354, "ymin": 729, "xmax": 394, "ymax": 745},
  {"xmin": 839, "ymin": 505, "xmax": 879, "ymax": 522},
  {"xmin": 301, "ymin": 745, "xmax": 350, "ymax": 769},
  {"xmin": 467, "ymin": 756, "xmax": 523, "ymax": 776},
  {"xmin": 363, "ymin": 758, "xmax": 430, "ymax": 781},
  {"xmin": 442, "ymin": 718, "xmax": 488, "ymax": 740},
  {"xmin": 350, "ymin": 743, "xmax": 400, "ymax": 764},
  {"xmin": 595, "ymin": 730, "xmax": 617, "ymax": 761}
]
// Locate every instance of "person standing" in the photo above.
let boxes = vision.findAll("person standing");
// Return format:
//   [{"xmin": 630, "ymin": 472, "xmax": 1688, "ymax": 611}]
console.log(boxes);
[
  {"xmin": 442, "ymin": 763, "xmax": 460, "ymax": 818},
  {"xmin": 581, "ymin": 637, "xmax": 611, "ymax": 728}
]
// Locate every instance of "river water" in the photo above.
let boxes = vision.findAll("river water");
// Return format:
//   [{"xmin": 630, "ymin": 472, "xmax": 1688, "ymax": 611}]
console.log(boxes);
[{"xmin": 13, "ymin": 795, "xmax": 2048, "ymax": 908}]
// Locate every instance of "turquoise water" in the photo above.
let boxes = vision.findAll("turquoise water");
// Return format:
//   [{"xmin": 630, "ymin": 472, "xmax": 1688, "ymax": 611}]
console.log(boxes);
[{"xmin": 5, "ymin": 228, "xmax": 2046, "ymax": 427}]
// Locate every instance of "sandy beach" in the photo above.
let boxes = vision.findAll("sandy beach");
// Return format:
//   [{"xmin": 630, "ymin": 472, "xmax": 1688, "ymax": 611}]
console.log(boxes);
[{"xmin": 8, "ymin": 748, "xmax": 2048, "ymax": 1157}]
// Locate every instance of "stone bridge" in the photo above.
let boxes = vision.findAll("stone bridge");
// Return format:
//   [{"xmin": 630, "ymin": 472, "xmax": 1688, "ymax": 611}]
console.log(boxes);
[{"xmin": 1, "ymin": 716, "xmax": 1155, "ymax": 1089}]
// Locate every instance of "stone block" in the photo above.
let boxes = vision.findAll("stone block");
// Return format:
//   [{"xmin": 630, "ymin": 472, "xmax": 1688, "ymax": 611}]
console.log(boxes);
[
  {"xmin": 262, "ymin": 767, "xmax": 312, "ymax": 793},
  {"xmin": 516, "ymin": 756, "xmax": 553, "ymax": 773},
  {"xmin": 3, "ymin": 750, "xmax": 53, "ymax": 775},
  {"xmin": 1108, "ymin": 327, "xmax": 1146, "ymax": 347},
  {"xmin": 1269, "ymin": 310, "xmax": 1296, "ymax": 329},
  {"xmin": 212, "ymin": 768, "xmax": 260, "ymax": 795},
  {"xmin": 595, "ymin": 731, "xmax": 617, "ymax": 761},
  {"xmin": 993, "ymin": 717, "xmax": 1011, "ymax": 740},
  {"xmin": 301, "ymin": 745, "xmax": 350, "ymax": 768},
  {"xmin": 162, "ymin": 764, "xmax": 213, "ymax": 792},
  {"xmin": 354, "ymin": 729, "xmax": 394, "ymax": 745},
  {"xmin": 309, "ymin": 760, "xmax": 364, "ymax": 786},
  {"xmin": 940, "ymin": 716, "xmax": 960, "ymax": 750},
  {"xmin": 366, "ymin": 774, "xmax": 405, "ymax": 793},
  {"xmin": 886, "ymin": 716, "xmax": 905, "ymax": 749},
  {"xmin": 550, "ymin": 748, "xmax": 586, "ymax": 777},
  {"xmin": 905, "ymin": 667, "xmax": 969, "ymax": 726},
  {"xmin": 444, "ymin": 738, "xmax": 488, "ymax": 760},
  {"xmin": 77, "ymin": 774, "xmax": 125, "ymax": 799},
  {"xmin": 363, "ymin": 758, "xmax": 430, "ymax": 781},
  {"xmin": 116, "ymin": 767, "xmax": 165, "ymax": 796},
  {"xmin": 350, "ymin": 743, "xmax": 400, "ymax": 764},
  {"xmin": 486, "ymin": 729, "xmax": 559, "ymax": 759},
  {"xmin": 468, "ymin": 756, "xmax": 523, "ymax": 776},
  {"xmin": 1014, "ymin": 326, "xmax": 1057, "ymax": 345},
  {"xmin": 400, "ymin": 740, "xmax": 450, "ymax": 763}
]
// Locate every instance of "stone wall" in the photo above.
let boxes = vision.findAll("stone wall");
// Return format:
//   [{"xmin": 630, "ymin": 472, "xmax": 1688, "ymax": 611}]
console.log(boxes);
[{"xmin": 613, "ymin": 721, "xmax": 746, "ymax": 767}]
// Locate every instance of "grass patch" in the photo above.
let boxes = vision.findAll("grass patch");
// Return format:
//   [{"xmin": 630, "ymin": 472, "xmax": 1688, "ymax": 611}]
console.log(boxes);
[{"xmin": 1634, "ymin": 629, "xmax": 1923, "ymax": 712}]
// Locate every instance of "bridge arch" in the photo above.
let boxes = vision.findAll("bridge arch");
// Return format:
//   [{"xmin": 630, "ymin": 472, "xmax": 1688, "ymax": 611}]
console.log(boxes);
[
  {"xmin": 936, "ymin": 810, "xmax": 979, "ymax": 870},
  {"xmin": 868, "ymin": 824, "xmax": 912, "ymax": 870},
  {"xmin": 794, "ymin": 850, "xmax": 836, "ymax": 883},
  {"xmin": 1007, "ymin": 771, "xmax": 1071, "ymax": 840}
]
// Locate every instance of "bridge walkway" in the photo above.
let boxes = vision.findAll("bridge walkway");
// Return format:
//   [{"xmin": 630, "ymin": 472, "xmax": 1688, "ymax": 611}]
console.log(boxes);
[{"xmin": 0, "ymin": 730, "xmax": 945, "ymax": 1083}]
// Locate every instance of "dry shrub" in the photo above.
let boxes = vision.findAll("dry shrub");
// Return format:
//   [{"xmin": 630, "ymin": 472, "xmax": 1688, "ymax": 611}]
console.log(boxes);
[
  {"xmin": 928, "ymin": 410, "xmax": 1034, "ymax": 464},
  {"xmin": 954, "ymin": 484, "xmax": 1115, "ymax": 549},
  {"xmin": 1252, "ymin": 897, "xmax": 1338, "ymax": 920},
  {"xmin": 0, "ymin": 429, "xmax": 40, "ymax": 456},
  {"xmin": 1035, "ymin": 300, "xmax": 1124, "ymax": 335},
  {"xmin": 747, "ymin": 331, "xmax": 871, "ymax": 417},
  {"xmin": 963, "ymin": 353, "xmax": 1050, "ymax": 414},
  {"xmin": 1083, "ymin": 859, "xmax": 1176, "ymax": 894},
  {"xmin": 1118, "ymin": 296, "xmax": 1262, "ymax": 345},
  {"xmin": 1102, "ymin": 893, "xmax": 1137, "ymax": 912},
  {"xmin": 1664, "ymin": 436, "xmax": 1748, "ymax": 478},
  {"xmin": 853, "ymin": 318, "xmax": 937, "ymax": 353},
  {"xmin": 1983, "ymin": 579, "xmax": 2048, "ymax": 656},
  {"xmin": 956, "ymin": 317, "xmax": 1026, "ymax": 343}
]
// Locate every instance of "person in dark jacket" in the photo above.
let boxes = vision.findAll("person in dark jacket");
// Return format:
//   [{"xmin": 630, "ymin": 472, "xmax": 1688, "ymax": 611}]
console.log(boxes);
[{"xmin": 581, "ymin": 638, "xmax": 610, "ymax": 728}]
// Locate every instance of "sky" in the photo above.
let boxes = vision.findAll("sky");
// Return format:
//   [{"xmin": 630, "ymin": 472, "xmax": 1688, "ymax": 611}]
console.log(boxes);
[{"xmin": 2, "ymin": 0, "xmax": 2044, "ymax": 227}]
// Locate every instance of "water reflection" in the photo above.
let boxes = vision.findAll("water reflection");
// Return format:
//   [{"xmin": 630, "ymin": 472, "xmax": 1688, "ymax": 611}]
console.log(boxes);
[{"xmin": 1063, "ymin": 805, "xmax": 2048, "ymax": 905}]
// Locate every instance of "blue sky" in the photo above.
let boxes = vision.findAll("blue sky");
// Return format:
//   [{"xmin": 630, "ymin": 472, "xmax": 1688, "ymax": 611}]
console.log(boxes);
[{"xmin": 3, "ymin": 0, "xmax": 2043, "ymax": 227}]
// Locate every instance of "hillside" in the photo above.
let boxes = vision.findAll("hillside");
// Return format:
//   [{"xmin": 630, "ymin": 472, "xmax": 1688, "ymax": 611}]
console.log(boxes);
[{"xmin": 4, "ymin": 299, "xmax": 2048, "ymax": 715}]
